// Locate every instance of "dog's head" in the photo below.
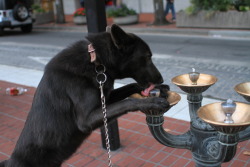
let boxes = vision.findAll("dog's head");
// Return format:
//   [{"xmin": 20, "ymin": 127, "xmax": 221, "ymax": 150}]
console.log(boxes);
[{"xmin": 110, "ymin": 24, "xmax": 163, "ymax": 92}]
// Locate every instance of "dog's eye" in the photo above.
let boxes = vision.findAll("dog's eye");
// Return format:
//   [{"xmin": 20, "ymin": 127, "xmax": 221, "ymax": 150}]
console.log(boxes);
[
  {"xmin": 146, "ymin": 54, "xmax": 152, "ymax": 59},
  {"xmin": 145, "ymin": 53, "xmax": 151, "ymax": 58}
]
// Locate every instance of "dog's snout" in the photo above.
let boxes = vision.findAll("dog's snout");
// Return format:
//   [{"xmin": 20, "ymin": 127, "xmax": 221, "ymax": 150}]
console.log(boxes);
[
  {"xmin": 159, "ymin": 76, "xmax": 164, "ymax": 84},
  {"xmin": 148, "ymin": 66, "xmax": 164, "ymax": 84},
  {"xmin": 157, "ymin": 75, "xmax": 164, "ymax": 84}
]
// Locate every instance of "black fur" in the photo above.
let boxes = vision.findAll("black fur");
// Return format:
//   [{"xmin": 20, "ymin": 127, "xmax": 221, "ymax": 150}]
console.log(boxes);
[{"xmin": 0, "ymin": 24, "xmax": 169, "ymax": 167}]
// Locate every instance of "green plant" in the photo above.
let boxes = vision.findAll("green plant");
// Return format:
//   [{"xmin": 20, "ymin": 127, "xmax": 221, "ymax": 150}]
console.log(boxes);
[
  {"xmin": 106, "ymin": 4, "xmax": 137, "ymax": 18},
  {"xmin": 191, "ymin": 0, "xmax": 232, "ymax": 11},
  {"xmin": 185, "ymin": 5, "xmax": 199, "ymax": 15},
  {"xmin": 186, "ymin": 0, "xmax": 250, "ymax": 14},
  {"xmin": 232, "ymin": 0, "xmax": 250, "ymax": 11},
  {"xmin": 32, "ymin": 4, "xmax": 46, "ymax": 13}
]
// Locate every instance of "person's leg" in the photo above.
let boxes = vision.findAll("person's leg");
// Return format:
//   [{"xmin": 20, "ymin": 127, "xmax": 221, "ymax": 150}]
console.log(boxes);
[
  {"xmin": 164, "ymin": 3, "xmax": 170, "ymax": 17},
  {"xmin": 171, "ymin": 4, "xmax": 176, "ymax": 20}
]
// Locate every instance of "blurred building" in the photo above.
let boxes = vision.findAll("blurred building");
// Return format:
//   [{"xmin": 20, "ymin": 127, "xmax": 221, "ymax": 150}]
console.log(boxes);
[
  {"xmin": 123, "ymin": 0, "xmax": 190, "ymax": 13},
  {"xmin": 33, "ymin": 0, "xmax": 191, "ymax": 24},
  {"xmin": 35, "ymin": 0, "xmax": 190, "ymax": 15}
]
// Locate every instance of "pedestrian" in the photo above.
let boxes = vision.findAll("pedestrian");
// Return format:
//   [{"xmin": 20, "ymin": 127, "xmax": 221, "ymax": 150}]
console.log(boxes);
[{"xmin": 165, "ymin": 0, "xmax": 176, "ymax": 22}]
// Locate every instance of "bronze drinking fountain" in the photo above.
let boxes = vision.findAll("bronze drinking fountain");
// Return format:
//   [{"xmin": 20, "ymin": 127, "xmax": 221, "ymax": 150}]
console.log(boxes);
[{"xmin": 134, "ymin": 69, "xmax": 250, "ymax": 167}]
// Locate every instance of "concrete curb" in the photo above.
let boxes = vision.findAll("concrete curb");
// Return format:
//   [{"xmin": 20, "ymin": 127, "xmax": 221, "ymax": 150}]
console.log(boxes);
[
  {"xmin": 34, "ymin": 25, "xmax": 250, "ymax": 39},
  {"xmin": 208, "ymin": 30, "xmax": 250, "ymax": 38}
]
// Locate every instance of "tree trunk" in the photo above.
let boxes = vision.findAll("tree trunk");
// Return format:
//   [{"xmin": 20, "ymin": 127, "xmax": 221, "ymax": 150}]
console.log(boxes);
[
  {"xmin": 153, "ymin": 0, "xmax": 170, "ymax": 25},
  {"xmin": 55, "ymin": 0, "xmax": 65, "ymax": 23}
]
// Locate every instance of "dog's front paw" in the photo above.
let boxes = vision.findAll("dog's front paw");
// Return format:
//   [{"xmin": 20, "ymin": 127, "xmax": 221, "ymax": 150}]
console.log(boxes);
[
  {"xmin": 155, "ymin": 84, "xmax": 170, "ymax": 99},
  {"xmin": 138, "ymin": 97, "xmax": 170, "ymax": 115}
]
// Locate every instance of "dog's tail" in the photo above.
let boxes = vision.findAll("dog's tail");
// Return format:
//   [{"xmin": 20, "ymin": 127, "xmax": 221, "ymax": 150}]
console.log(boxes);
[{"xmin": 0, "ymin": 160, "xmax": 7, "ymax": 167}]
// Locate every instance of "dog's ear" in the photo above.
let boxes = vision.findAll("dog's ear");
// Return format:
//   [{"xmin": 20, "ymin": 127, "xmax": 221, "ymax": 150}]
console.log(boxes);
[{"xmin": 110, "ymin": 24, "xmax": 131, "ymax": 49}]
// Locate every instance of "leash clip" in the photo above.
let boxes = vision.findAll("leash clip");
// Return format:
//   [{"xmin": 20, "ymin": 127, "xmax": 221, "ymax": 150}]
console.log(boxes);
[{"xmin": 95, "ymin": 64, "xmax": 107, "ymax": 84}]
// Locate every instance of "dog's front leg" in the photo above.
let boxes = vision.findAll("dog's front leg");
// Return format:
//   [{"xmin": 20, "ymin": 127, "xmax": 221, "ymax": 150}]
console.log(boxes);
[
  {"xmin": 108, "ymin": 83, "xmax": 142, "ymax": 104},
  {"xmin": 87, "ymin": 97, "xmax": 169, "ymax": 130}
]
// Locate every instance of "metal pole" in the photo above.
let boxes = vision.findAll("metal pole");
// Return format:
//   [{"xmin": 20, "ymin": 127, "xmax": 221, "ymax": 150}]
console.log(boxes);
[
  {"xmin": 85, "ymin": 0, "xmax": 107, "ymax": 33},
  {"xmin": 85, "ymin": 0, "xmax": 121, "ymax": 151}
]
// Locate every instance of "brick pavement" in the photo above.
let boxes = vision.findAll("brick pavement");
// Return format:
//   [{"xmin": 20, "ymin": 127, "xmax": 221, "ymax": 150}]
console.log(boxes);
[{"xmin": 0, "ymin": 81, "xmax": 250, "ymax": 167}]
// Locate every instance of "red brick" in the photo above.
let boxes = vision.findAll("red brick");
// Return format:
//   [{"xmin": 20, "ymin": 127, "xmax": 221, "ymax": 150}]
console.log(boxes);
[
  {"xmin": 149, "ymin": 143, "xmax": 165, "ymax": 151},
  {"xmin": 162, "ymin": 146, "xmax": 175, "ymax": 154},
  {"xmin": 185, "ymin": 160, "xmax": 196, "ymax": 167},
  {"xmin": 116, "ymin": 155, "xmax": 137, "ymax": 167},
  {"xmin": 81, "ymin": 144, "xmax": 105, "ymax": 158},
  {"xmin": 65, "ymin": 153, "xmax": 85, "ymax": 164},
  {"xmin": 123, "ymin": 143, "xmax": 140, "ymax": 153},
  {"xmin": 127, "ymin": 158, "xmax": 145, "ymax": 167},
  {"xmin": 235, "ymin": 149, "xmax": 250, "ymax": 162},
  {"xmin": 131, "ymin": 146, "xmax": 149, "ymax": 157},
  {"xmin": 171, "ymin": 158, "xmax": 191, "ymax": 167},
  {"xmin": 141, "ymin": 162, "xmax": 155, "ymax": 167},
  {"xmin": 150, "ymin": 152, "xmax": 168, "ymax": 163},
  {"xmin": 140, "ymin": 149, "xmax": 158, "ymax": 160},
  {"xmin": 182, "ymin": 150, "xmax": 193, "ymax": 159},
  {"xmin": 110, "ymin": 152, "xmax": 128, "ymax": 164},
  {"xmin": 85, "ymin": 159, "xmax": 107, "ymax": 167},
  {"xmin": 224, "ymin": 159, "xmax": 246, "ymax": 167},
  {"xmin": 129, "ymin": 133, "xmax": 144, "ymax": 142},
  {"xmin": 171, "ymin": 148, "xmax": 187, "ymax": 157},
  {"xmin": 160, "ymin": 155, "xmax": 179, "ymax": 166},
  {"xmin": 73, "ymin": 156, "xmax": 94, "ymax": 167}
]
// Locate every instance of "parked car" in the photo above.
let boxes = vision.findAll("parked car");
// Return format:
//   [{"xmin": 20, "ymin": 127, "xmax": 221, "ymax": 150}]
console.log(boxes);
[{"xmin": 0, "ymin": 0, "xmax": 34, "ymax": 36}]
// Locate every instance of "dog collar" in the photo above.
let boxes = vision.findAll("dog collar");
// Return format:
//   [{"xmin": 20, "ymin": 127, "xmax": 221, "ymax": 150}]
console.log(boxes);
[{"xmin": 88, "ymin": 43, "xmax": 96, "ymax": 63}]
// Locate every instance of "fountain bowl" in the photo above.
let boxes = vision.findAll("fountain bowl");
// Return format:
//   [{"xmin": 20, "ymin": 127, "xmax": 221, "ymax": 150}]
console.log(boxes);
[
  {"xmin": 131, "ymin": 91, "xmax": 181, "ymax": 115},
  {"xmin": 172, "ymin": 74, "xmax": 217, "ymax": 94},
  {"xmin": 198, "ymin": 102, "xmax": 250, "ymax": 134},
  {"xmin": 234, "ymin": 82, "xmax": 250, "ymax": 102}
]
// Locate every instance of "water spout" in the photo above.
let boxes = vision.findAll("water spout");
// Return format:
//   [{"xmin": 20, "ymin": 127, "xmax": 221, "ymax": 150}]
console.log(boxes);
[
  {"xmin": 221, "ymin": 99, "xmax": 236, "ymax": 124},
  {"xmin": 189, "ymin": 68, "xmax": 200, "ymax": 85}
]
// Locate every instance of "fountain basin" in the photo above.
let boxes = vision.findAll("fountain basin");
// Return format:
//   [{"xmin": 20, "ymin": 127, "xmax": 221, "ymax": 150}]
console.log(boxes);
[
  {"xmin": 172, "ymin": 74, "xmax": 217, "ymax": 94},
  {"xmin": 131, "ymin": 91, "xmax": 181, "ymax": 115},
  {"xmin": 234, "ymin": 82, "xmax": 250, "ymax": 102},
  {"xmin": 198, "ymin": 102, "xmax": 250, "ymax": 134}
]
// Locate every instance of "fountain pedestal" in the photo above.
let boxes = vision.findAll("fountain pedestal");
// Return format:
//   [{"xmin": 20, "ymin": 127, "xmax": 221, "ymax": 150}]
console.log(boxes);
[{"xmin": 136, "ymin": 73, "xmax": 250, "ymax": 167}]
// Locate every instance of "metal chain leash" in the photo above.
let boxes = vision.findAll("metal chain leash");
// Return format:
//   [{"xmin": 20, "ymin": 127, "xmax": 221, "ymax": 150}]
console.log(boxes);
[{"xmin": 96, "ymin": 65, "xmax": 113, "ymax": 167}]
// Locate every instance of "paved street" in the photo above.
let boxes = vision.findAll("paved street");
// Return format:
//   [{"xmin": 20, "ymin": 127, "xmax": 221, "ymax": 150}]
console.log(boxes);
[{"xmin": 0, "ymin": 30, "xmax": 249, "ymax": 102}]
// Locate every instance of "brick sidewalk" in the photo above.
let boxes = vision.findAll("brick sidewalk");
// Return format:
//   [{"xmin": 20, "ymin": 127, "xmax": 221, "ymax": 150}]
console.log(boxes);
[{"xmin": 0, "ymin": 80, "xmax": 249, "ymax": 167}]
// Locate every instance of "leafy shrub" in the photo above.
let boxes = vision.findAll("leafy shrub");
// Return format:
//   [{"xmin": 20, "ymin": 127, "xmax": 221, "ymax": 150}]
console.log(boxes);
[
  {"xmin": 106, "ymin": 4, "xmax": 137, "ymax": 18},
  {"xmin": 186, "ymin": 0, "xmax": 250, "ymax": 14},
  {"xmin": 190, "ymin": 0, "xmax": 232, "ymax": 11},
  {"xmin": 32, "ymin": 4, "xmax": 46, "ymax": 13},
  {"xmin": 232, "ymin": 0, "xmax": 250, "ymax": 11}
]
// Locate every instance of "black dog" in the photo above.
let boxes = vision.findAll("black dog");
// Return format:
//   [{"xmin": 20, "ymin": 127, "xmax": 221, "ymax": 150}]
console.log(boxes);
[{"xmin": 0, "ymin": 24, "xmax": 169, "ymax": 167}]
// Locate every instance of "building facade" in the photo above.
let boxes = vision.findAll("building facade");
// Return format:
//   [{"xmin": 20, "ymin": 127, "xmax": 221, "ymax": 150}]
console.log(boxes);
[{"xmin": 62, "ymin": 0, "xmax": 190, "ymax": 15}]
